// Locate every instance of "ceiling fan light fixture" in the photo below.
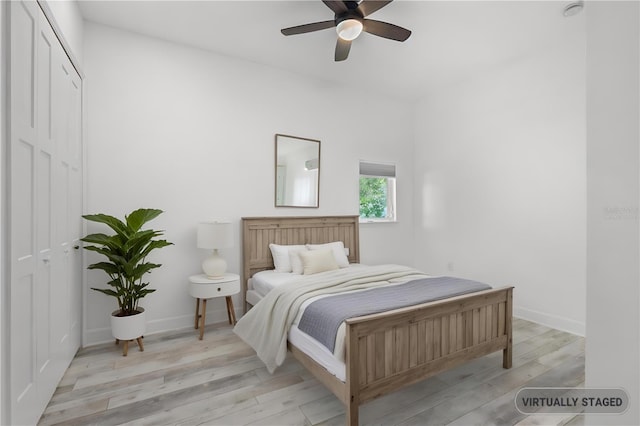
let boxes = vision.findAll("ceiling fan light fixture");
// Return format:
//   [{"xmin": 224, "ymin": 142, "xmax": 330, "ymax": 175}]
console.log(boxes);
[{"xmin": 336, "ymin": 19, "xmax": 363, "ymax": 41}]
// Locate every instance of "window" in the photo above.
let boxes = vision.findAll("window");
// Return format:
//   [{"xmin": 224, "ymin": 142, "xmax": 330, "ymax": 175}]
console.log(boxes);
[{"xmin": 359, "ymin": 161, "xmax": 396, "ymax": 222}]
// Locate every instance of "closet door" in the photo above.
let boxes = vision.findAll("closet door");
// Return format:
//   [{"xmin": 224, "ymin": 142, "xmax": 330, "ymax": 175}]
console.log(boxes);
[
  {"xmin": 50, "ymin": 33, "xmax": 83, "ymax": 362},
  {"xmin": 10, "ymin": 1, "xmax": 41, "ymax": 421},
  {"xmin": 9, "ymin": 1, "xmax": 82, "ymax": 424},
  {"xmin": 66, "ymin": 54, "xmax": 83, "ymax": 359}
]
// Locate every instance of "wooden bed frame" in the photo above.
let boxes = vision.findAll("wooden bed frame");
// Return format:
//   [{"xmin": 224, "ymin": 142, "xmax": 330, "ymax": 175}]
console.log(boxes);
[{"xmin": 241, "ymin": 216, "xmax": 513, "ymax": 425}]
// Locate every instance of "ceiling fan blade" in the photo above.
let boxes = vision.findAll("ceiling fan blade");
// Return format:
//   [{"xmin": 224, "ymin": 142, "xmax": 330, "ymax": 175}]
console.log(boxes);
[
  {"xmin": 357, "ymin": 0, "xmax": 393, "ymax": 17},
  {"xmin": 335, "ymin": 38, "xmax": 351, "ymax": 61},
  {"xmin": 362, "ymin": 19, "xmax": 411, "ymax": 41},
  {"xmin": 281, "ymin": 20, "xmax": 336, "ymax": 36},
  {"xmin": 322, "ymin": 1, "xmax": 348, "ymax": 14}
]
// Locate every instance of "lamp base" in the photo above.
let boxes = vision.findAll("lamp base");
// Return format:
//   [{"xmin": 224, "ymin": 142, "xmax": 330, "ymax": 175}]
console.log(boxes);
[{"xmin": 202, "ymin": 249, "xmax": 227, "ymax": 278}]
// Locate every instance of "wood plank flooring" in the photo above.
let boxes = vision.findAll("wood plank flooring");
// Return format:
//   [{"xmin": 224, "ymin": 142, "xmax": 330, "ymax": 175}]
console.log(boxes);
[{"xmin": 40, "ymin": 318, "xmax": 584, "ymax": 425}]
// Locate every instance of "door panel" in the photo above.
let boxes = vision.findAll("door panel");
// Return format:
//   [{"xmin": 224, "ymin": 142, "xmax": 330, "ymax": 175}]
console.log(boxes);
[
  {"xmin": 10, "ymin": 3, "xmax": 39, "ymax": 423},
  {"xmin": 12, "ymin": 1, "xmax": 36, "ymax": 133},
  {"xmin": 13, "ymin": 139, "xmax": 35, "ymax": 265},
  {"xmin": 36, "ymin": 150, "xmax": 52, "ymax": 376},
  {"xmin": 52, "ymin": 162, "xmax": 70, "ymax": 349},
  {"xmin": 12, "ymin": 275, "xmax": 35, "ymax": 406},
  {"xmin": 35, "ymin": 9, "xmax": 55, "ymax": 389}
]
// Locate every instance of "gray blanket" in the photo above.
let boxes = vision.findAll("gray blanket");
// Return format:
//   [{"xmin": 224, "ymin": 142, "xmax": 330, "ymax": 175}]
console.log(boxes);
[{"xmin": 298, "ymin": 276, "xmax": 491, "ymax": 352}]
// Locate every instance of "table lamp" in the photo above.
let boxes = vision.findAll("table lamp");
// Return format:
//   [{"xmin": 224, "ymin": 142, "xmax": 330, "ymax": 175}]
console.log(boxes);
[{"xmin": 197, "ymin": 221, "xmax": 233, "ymax": 278}]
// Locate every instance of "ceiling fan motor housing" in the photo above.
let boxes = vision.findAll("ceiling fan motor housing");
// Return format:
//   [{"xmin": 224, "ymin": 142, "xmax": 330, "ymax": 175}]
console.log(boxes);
[
  {"xmin": 343, "ymin": 1, "xmax": 360, "ymax": 11},
  {"xmin": 335, "ymin": 10, "xmax": 364, "ymax": 25}
]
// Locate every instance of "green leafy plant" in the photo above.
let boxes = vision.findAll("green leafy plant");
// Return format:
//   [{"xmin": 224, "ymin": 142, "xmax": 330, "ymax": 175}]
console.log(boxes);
[{"xmin": 81, "ymin": 208, "xmax": 173, "ymax": 317}]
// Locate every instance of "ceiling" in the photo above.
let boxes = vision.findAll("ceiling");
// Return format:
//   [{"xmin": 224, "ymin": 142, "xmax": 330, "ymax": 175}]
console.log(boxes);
[{"xmin": 78, "ymin": 1, "xmax": 583, "ymax": 101}]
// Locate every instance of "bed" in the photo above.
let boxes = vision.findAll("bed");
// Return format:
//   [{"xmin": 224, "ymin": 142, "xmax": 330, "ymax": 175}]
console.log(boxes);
[{"xmin": 238, "ymin": 215, "xmax": 513, "ymax": 425}]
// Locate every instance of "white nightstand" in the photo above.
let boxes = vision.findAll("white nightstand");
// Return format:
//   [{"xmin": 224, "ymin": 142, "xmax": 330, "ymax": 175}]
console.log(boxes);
[{"xmin": 188, "ymin": 273, "xmax": 240, "ymax": 340}]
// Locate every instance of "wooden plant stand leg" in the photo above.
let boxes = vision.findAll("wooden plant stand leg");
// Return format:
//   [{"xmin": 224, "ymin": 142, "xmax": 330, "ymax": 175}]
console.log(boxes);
[{"xmin": 117, "ymin": 337, "xmax": 144, "ymax": 356}]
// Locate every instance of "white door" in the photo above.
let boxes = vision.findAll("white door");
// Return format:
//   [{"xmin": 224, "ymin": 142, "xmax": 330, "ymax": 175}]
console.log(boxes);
[{"xmin": 9, "ymin": 1, "xmax": 82, "ymax": 424}]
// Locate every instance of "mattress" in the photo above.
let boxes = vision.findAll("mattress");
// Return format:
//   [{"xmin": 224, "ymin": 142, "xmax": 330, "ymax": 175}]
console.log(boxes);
[
  {"xmin": 250, "ymin": 264, "xmax": 367, "ymax": 298},
  {"xmin": 251, "ymin": 270, "xmax": 301, "ymax": 297},
  {"xmin": 289, "ymin": 325, "xmax": 346, "ymax": 382}
]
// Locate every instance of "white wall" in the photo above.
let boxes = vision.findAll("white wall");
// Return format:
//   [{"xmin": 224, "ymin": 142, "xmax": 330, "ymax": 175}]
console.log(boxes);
[
  {"xmin": 412, "ymin": 18, "xmax": 587, "ymax": 335},
  {"xmin": 585, "ymin": 2, "xmax": 639, "ymax": 424},
  {"xmin": 0, "ymin": 1, "xmax": 7, "ymax": 423},
  {"xmin": 83, "ymin": 22, "xmax": 415, "ymax": 345}
]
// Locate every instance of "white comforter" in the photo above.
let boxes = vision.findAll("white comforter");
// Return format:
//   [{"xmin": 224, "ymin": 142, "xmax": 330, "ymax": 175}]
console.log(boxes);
[{"xmin": 233, "ymin": 264, "xmax": 427, "ymax": 373}]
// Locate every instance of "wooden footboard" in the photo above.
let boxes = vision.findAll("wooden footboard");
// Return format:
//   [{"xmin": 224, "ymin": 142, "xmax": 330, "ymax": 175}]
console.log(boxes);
[
  {"xmin": 290, "ymin": 286, "xmax": 513, "ymax": 426},
  {"xmin": 344, "ymin": 286, "xmax": 513, "ymax": 425}
]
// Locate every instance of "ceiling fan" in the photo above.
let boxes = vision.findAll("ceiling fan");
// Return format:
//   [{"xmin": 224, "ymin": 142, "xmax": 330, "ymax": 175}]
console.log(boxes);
[{"xmin": 281, "ymin": 0, "xmax": 412, "ymax": 62}]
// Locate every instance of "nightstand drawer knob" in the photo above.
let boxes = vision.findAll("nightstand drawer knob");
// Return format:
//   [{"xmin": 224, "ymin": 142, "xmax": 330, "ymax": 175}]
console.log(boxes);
[{"xmin": 217, "ymin": 287, "xmax": 221, "ymax": 291}]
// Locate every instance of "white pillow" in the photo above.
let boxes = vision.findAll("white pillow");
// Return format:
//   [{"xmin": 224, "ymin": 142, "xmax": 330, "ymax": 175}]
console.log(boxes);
[
  {"xmin": 299, "ymin": 249, "xmax": 339, "ymax": 275},
  {"xmin": 289, "ymin": 249, "xmax": 305, "ymax": 275},
  {"xmin": 269, "ymin": 244, "xmax": 307, "ymax": 273},
  {"xmin": 306, "ymin": 241, "xmax": 350, "ymax": 268}
]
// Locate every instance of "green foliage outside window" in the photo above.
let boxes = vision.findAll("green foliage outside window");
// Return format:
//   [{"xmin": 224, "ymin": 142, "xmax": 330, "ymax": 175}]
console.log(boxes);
[{"xmin": 359, "ymin": 177, "xmax": 388, "ymax": 218}]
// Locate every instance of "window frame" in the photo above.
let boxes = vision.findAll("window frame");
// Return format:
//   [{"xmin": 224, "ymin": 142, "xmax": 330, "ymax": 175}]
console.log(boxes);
[{"xmin": 358, "ymin": 161, "xmax": 397, "ymax": 223}]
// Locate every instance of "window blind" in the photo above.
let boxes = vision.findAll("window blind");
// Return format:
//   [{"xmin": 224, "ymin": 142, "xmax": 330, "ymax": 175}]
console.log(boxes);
[{"xmin": 359, "ymin": 162, "xmax": 396, "ymax": 178}]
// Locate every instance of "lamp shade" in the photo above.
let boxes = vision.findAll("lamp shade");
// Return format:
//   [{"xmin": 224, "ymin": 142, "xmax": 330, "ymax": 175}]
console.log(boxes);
[{"xmin": 197, "ymin": 222, "xmax": 233, "ymax": 250}]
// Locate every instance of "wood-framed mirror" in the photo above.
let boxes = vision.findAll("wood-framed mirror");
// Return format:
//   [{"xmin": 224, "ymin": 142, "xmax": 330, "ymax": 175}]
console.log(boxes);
[{"xmin": 275, "ymin": 134, "xmax": 320, "ymax": 208}]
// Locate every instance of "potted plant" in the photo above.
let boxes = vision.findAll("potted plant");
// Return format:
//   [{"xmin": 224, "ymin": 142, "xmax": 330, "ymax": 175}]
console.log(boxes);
[{"xmin": 81, "ymin": 208, "xmax": 173, "ymax": 355}]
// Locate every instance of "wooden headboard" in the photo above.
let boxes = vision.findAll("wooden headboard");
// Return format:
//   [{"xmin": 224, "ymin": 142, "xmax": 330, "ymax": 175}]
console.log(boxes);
[{"xmin": 241, "ymin": 216, "xmax": 360, "ymax": 306}]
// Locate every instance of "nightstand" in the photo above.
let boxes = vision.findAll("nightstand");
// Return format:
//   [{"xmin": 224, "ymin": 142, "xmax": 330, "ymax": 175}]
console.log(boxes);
[{"xmin": 188, "ymin": 273, "xmax": 240, "ymax": 340}]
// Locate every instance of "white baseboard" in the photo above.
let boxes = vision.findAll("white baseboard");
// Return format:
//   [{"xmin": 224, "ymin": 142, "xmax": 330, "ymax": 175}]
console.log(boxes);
[
  {"xmin": 83, "ymin": 326, "xmax": 114, "ymax": 346},
  {"xmin": 82, "ymin": 307, "xmax": 241, "ymax": 347},
  {"xmin": 514, "ymin": 306, "xmax": 585, "ymax": 337}
]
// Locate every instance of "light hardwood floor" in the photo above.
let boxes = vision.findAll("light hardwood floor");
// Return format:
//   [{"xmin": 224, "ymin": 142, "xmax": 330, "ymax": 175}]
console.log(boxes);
[{"xmin": 40, "ymin": 318, "xmax": 584, "ymax": 426}]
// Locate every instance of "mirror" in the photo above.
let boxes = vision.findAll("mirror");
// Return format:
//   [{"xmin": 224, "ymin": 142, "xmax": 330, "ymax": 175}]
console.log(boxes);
[{"xmin": 275, "ymin": 134, "xmax": 320, "ymax": 208}]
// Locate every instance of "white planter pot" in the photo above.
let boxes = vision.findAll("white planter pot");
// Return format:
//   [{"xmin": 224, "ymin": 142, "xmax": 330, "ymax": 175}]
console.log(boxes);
[{"xmin": 110, "ymin": 308, "xmax": 146, "ymax": 341}]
